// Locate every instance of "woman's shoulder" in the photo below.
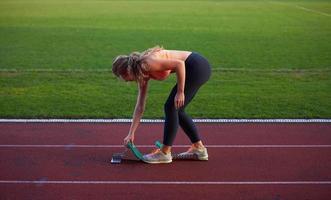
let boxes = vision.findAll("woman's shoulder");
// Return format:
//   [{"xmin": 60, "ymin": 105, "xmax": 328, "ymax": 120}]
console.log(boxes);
[
  {"xmin": 146, "ymin": 49, "xmax": 191, "ymax": 61},
  {"xmin": 141, "ymin": 49, "xmax": 192, "ymax": 70},
  {"xmin": 161, "ymin": 49, "xmax": 192, "ymax": 61}
]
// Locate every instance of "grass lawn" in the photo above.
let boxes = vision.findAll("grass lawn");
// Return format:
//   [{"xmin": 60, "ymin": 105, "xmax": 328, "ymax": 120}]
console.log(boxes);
[{"xmin": 0, "ymin": 0, "xmax": 330, "ymax": 118}]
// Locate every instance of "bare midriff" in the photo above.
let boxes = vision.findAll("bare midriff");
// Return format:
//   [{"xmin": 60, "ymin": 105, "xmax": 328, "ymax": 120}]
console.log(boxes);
[{"xmin": 148, "ymin": 50, "xmax": 192, "ymax": 81}]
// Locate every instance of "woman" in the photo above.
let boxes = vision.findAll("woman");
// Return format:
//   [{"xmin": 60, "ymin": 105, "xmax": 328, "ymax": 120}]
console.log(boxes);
[{"xmin": 112, "ymin": 46, "xmax": 211, "ymax": 164}]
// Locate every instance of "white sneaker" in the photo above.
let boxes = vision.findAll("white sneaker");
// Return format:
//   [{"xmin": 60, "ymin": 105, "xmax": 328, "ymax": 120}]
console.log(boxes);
[
  {"xmin": 143, "ymin": 149, "xmax": 172, "ymax": 164},
  {"xmin": 177, "ymin": 146, "xmax": 208, "ymax": 160}
]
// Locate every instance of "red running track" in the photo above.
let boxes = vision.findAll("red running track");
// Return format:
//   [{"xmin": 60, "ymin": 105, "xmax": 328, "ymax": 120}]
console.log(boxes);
[{"xmin": 0, "ymin": 122, "xmax": 330, "ymax": 200}]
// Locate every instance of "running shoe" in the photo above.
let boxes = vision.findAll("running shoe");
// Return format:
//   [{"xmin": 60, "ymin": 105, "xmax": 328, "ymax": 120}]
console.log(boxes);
[
  {"xmin": 143, "ymin": 148, "xmax": 172, "ymax": 164},
  {"xmin": 177, "ymin": 146, "xmax": 208, "ymax": 160}
]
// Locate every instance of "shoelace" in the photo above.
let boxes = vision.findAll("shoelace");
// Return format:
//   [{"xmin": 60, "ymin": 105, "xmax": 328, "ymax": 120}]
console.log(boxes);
[{"xmin": 148, "ymin": 148, "xmax": 168, "ymax": 159}]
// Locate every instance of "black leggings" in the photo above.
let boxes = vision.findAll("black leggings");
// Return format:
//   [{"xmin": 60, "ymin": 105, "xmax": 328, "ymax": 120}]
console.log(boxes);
[{"xmin": 163, "ymin": 52, "xmax": 211, "ymax": 146}]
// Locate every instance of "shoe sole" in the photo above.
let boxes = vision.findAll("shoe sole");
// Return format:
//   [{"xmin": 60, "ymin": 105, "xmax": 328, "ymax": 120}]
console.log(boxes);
[
  {"xmin": 198, "ymin": 156, "xmax": 208, "ymax": 161},
  {"xmin": 143, "ymin": 159, "xmax": 173, "ymax": 164},
  {"xmin": 176, "ymin": 153, "xmax": 209, "ymax": 161}
]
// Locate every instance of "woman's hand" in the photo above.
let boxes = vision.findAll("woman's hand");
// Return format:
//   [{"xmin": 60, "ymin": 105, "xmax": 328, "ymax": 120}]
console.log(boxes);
[
  {"xmin": 124, "ymin": 134, "xmax": 134, "ymax": 147},
  {"xmin": 174, "ymin": 92, "xmax": 185, "ymax": 110}
]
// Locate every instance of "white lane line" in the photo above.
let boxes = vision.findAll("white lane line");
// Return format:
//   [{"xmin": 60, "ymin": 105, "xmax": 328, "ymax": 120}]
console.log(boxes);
[
  {"xmin": 0, "ymin": 144, "xmax": 330, "ymax": 148},
  {"xmin": 0, "ymin": 180, "xmax": 330, "ymax": 185},
  {"xmin": 295, "ymin": 5, "xmax": 331, "ymax": 17},
  {"xmin": 1, "ymin": 119, "xmax": 331, "ymax": 123}
]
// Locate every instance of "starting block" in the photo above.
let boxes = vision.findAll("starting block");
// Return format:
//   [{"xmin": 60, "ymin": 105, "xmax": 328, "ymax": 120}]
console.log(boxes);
[
  {"xmin": 127, "ymin": 141, "xmax": 145, "ymax": 161},
  {"xmin": 110, "ymin": 151, "xmax": 126, "ymax": 164},
  {"xmin": 110, "ymin": 141, "xmax": 145, "ymax": 164}
]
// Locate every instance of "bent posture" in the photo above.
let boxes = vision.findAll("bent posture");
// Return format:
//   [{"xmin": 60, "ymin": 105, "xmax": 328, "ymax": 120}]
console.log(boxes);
[{"xmin": 112, "ymin": 46, "xmax": 211, "ymax": 164}]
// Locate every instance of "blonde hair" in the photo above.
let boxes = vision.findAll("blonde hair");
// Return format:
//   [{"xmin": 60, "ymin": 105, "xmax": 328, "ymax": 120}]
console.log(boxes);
[{"xmin": 112, "ymin": 45, "xmax": 164, "ymax": 83}]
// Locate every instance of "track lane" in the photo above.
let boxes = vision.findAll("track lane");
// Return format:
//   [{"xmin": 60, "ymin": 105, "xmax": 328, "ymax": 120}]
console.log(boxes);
[
  {"xmin": 1, "ymin": 147, "xmax": 330, "ymax": 181},
  {"xmin": 1, "ymin": 184, "xmax": 331, "ymax": 200},
  {"xmin": 1, "ymin": 122, "xmax": 330, "ymax": 199},
  {"xmin": 0, "ymin": 123, "xmax": 330, "ymax": 145}
]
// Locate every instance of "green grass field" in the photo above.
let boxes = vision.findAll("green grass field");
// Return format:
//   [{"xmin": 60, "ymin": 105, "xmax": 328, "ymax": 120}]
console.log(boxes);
[{"xmin": 0, "ymin": 0, "xmax": 330, "ymax": 118}]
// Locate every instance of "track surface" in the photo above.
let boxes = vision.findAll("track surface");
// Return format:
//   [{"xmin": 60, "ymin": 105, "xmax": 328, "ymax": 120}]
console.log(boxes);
[{"xmin": 0, "ymin": 122, "xmax": 330, "ymax": 200}]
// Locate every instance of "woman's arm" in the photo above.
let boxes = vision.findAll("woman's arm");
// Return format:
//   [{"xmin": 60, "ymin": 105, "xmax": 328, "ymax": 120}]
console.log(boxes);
[{"xmin": 124, "ymin": 79, "xmax": 149, "ymax": 145}]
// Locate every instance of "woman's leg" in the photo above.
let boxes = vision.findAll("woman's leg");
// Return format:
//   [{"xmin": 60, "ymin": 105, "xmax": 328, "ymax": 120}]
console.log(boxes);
[
  {"xmin": 178, "ymin": 111, "xmax": 201, "ymax": 143},
  {"xmin": 163, "ymin": 85, "xmax": 180, "ymax": 147},
  {"xmin": 163, "ymin": 83, "xmax": 203, "ymax": 147},
  {"xmin": 178, "ymin": 87, "xmax": 202, "ymax": 144},
  {"xmin": 162, "ymin": 52, "xmax": 211, "ymax": 150}
]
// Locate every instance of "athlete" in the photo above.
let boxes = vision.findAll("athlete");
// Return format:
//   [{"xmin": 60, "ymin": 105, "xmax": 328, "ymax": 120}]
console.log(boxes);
[{"xmin": 112, "ymin": 46, "xmax": 211, "ymax": 164}]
